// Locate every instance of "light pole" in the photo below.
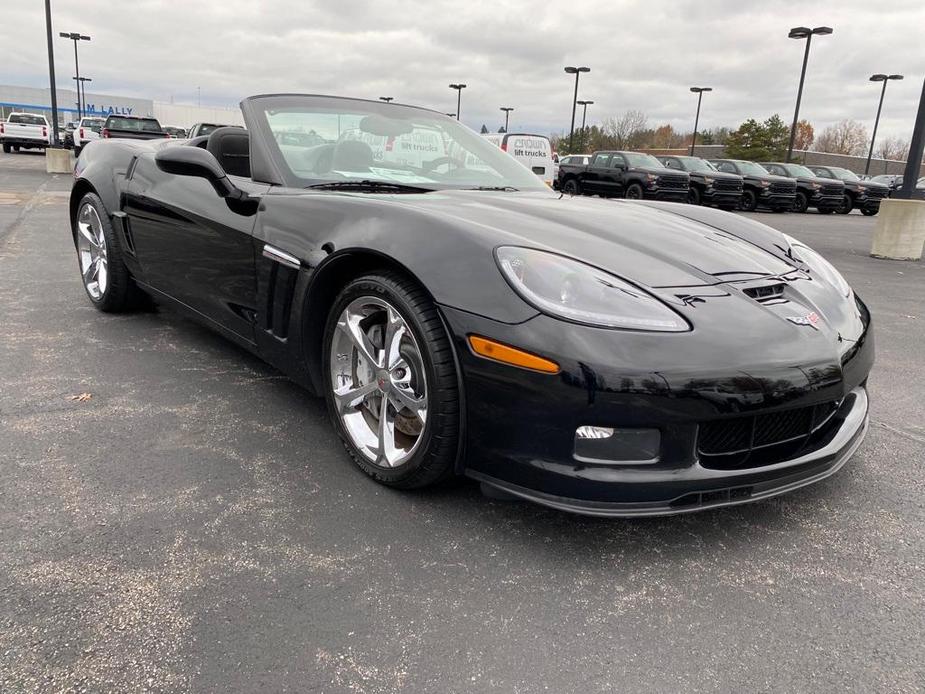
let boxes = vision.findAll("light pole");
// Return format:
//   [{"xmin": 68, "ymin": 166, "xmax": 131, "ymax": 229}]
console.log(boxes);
[
  {"xmin": 500, "ymin": 107, "xmax": 513, "ymax": 133},
  {"xmin": 786, "ymin": 26, "xmax": 832, "ymax": 162},
  {"xmin": 865, "ymin": 73, "xmax": 904, "ymax": 175},
  {"xmin": 449, "ymin": 84, "xmax": 466, "ymax": 120},
  {"xmin": 576, "ymin": 100, "xmax": 593, "ymax": 151},
  {"xmin": 78, "ymin": 77, "xmax": 92, "ymax": 116},
  {"xmin": 379, "ymin": 96, "xmax": 394, "ymax": 103},
  {"xmin": 59, "ymin": 31, "xmax": 90, "ymax": 119},
  {"xmin": 564, "ymin": 66, "xmax": 590, "ymax": 151},
  {"xmin": 197, "ymin": 86, "xmax": 201, "ymax": 106},
  {"xmin": 689, "ymin": 87, "xmax": 712, "ymax": 156},
  {"xmin": 44, "ymin": 1, "xmax": 61, "ymax": 144}
]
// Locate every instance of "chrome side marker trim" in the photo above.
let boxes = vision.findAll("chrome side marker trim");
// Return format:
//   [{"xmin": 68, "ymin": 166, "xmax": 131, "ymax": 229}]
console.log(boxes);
[{"xmin": 262, "ymin": 244, "xmax": 300, "ymax": 270}]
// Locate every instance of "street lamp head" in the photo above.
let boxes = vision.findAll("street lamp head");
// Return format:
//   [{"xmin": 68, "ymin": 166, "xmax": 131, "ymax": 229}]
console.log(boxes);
[
  {"xmin": 870, "ymin": 74, "xmax": 888, "ymax": 82},
  {"xmin": 811, "ymin": 26, "xmax": 833, "ymax": 35},
  {"xmin": 59, "ymin": 32, "xmax": 91, "ymax": 41},
  {"xmin": 690, "ymin": 87, "xmax": 713, "ymax": 93},
  {"xmin": 788, "ymin": 26, "xmax": 811, "ymax": 39},
  {"xmin": 445, "ymin": 113, "xmax": 456, "ymax": 118},
  {"xmin": 888, "ymin": 74, "xmax": 904, "ymax": 81},
  {"xmin": 500, "ymin": 107, "xmax": 514, "ymax": 112},
  {"xmin": 564, "ymin": 66, "xmax": 590, "ymax": 74},
  {"xmin": 449, "ymin": 83, "xmax": 466, "ymax": 90},
  {"xmin": 379, "ymin": 96, "xmax": 393, "ymax": 102}
]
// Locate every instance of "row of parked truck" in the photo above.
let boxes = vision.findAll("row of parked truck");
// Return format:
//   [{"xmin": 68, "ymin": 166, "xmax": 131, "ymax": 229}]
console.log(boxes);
[
  {"xmin": 0, "ymin": 112, "xmax": 230, "ymax": 157},
  {"xmin": 555, "ymin": 151, "xmax": 891, "ymax": 216}
]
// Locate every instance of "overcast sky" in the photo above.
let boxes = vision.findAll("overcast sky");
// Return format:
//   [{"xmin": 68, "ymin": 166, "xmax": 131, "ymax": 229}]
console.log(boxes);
[{"xmin": 4, "ymin": 0, "xmax": 924, "ymax": 142}]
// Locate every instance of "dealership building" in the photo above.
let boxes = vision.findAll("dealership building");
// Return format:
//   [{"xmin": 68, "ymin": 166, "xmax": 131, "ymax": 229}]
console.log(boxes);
[{"xmin": 0, "ymin": 84, "xmax": 244, "ymax": 129}]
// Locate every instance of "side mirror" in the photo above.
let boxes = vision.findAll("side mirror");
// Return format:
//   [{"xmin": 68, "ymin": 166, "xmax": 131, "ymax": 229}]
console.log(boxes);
[{"xmin": 155, "ymin": 146, "xmax": 242, "ymax": 199}]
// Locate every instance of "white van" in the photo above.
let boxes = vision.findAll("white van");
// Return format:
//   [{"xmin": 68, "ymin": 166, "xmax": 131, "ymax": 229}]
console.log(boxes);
[{"xmin": 482, "ymin": 133, "xmax": 555, "ymax": 186}]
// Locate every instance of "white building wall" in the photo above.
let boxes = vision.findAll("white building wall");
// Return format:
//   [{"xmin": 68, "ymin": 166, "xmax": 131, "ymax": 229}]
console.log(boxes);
[{"xmin": 153, "ymin": 103, "xmax": 245, "ymax": 129}]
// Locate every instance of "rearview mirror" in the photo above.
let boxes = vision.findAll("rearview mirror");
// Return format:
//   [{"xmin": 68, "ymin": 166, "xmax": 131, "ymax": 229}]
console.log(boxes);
[{"xmin": 155, "ymin": 146, "xmax": 241, "ymax": 199}]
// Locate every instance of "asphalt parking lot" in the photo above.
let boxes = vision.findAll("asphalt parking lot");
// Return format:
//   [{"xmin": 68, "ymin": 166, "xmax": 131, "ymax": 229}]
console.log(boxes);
[{"xmin": 0, "ymin": 151, "xmax": 923, "ymax": 693}]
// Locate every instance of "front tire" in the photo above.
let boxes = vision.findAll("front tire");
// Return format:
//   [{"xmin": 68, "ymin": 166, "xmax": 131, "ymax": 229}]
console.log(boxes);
[
  {"xmin": 1, "ymin": 143, "xmax": 10, "ymax": 154},
  {"xmin": 688, "ymin": 187, "xmax": 702, "ymax": 206},
  {"xmin": 323, "ymin": 272, "xmax": 460, "ymax": 489},
  {"xmin": 861, "ymin": 207, "xmax": 879, "ymax": 217},
  {"xmin": 73, "ymin": 193, "xmax": 137, "ymax": 312},
  {"xmin": 793, "ymin": 191, "xmax": 809, "ymax": 213},
  {"xmin": 624, "ymin": 183, "xmax": 644, "ymax": 200},
  {"xmin": 837, "ymin": 195, "xmax": 853, "ymax": 214},
  {"xmin": 562, "ymin": 179, "xmax": 581, "ymax": 195},
  {"xmin": 740, "ymin": 189, "xmax": 758, "ymax": 212}
]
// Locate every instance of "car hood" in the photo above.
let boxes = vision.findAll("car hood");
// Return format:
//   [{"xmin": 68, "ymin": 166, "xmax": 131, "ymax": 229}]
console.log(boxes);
[
  {"xmin": 399, "ymin": 191, "xmax": 796, "ymax": 288},
  {"xmin": 742, "ymin": 173, "xmax": 793, "ymax": 184},
  {"xmin": 797, "ymin": 175, "xmax": 845, "ymax": 187},
  {"xmin": 691, "ymin": 170, "xmax": 741, "ymax": 181},
  {"xmin": 633, "ymin": 166, "xmax": 687, "ymax": 177}
]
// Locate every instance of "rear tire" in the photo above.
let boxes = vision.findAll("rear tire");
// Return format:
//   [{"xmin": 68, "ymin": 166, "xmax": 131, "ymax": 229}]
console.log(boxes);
[
  {"xmin": 323, "ymin": 271, "xmax": 460, "ymax": 490},
  {"xmin": 1, "ymin": 144, "xmax": 10, "ymax": 154},
  {"xmin": 860, "ymin": 207, "xmax": 878, "ymax": 217},
  {"xmin": 624, "ymin": 183, "xmax": 644, "ymax": 200},
  {"xmin": 12, "ymin": 145, "xmax": 20, "ymax": 153},
  {"xmin": 793, "ymin": 191, "xmax": 809, "ymax": 213},
  {"xmin": 73, "ymin": 193, "xmax": 138, "ymax": 312},
  {"xmin": 740, "ymin": 189, "xmax": 758, "ymax": 212}
]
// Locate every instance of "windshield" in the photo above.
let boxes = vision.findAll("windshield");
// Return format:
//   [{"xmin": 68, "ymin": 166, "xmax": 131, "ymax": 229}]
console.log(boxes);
[
  {"xmin": 831, "ymin": 167, "xmax": 860, "ymax": 182},
  {"xmin": 679, "ymin": 157, "xmax": 717, "ymax": 173},
  {"xmin": 251, "ymin": 96, "xmax": 548, "ymax": 191},
  {"xmin": 784, "ymin": 164, "xmax": 814, "ymax": 178},
  {"xmin": 623, "ymin": 152, "xmax": 663, "ymax": 168},
  {"xmin": 738, "ymin": 161, "xmax": 771, "ymax": 176}
]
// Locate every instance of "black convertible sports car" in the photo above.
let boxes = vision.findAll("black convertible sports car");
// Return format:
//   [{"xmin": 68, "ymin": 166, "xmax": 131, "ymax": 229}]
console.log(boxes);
[{"xmin": 69, "ymin": 94, "xmax": 873, "ymax": 516}]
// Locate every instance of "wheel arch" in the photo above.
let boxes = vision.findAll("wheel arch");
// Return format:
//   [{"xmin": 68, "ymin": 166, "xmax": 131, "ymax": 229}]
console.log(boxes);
[{"xmin": 69, "ymin": 179, "xmax": 99, "ymax": 244}]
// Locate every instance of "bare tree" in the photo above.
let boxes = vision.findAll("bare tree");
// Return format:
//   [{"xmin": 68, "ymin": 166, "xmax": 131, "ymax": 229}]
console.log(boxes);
[
  {"xmin": 602, "ymin": 110, "xmax": 649, "ymax": 149},
  {"xmin": 876, "ymin": 136, "xmax": 910, "ymax": 161},
  {"xmin": 814, "ymin": 120, "xmax": 869, "ymax": 156}
]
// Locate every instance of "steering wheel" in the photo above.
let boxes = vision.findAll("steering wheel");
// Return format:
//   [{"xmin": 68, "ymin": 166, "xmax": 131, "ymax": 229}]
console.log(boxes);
[{"xmin": 422, "ymin": 156, "xmax": 466, "ymax": 173}]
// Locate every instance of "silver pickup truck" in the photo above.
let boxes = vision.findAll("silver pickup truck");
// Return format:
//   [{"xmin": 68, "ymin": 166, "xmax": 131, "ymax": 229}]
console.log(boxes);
[{"xmin": 1, "ymin": 113, "xmax": 51, "ymax": 153}]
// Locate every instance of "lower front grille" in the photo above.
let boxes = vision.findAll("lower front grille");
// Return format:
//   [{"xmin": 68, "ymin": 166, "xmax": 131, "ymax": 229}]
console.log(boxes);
[
  {"xmin": 866, "ymin": 187, "xmax": 888, "ymax": 199},
  {"xmin": 821, "ymin": 184, "xmax": 843, "ymax": 196},
  {"xmin": 698, "ymin": 400, "xmax": 843, "ymax": 470}
]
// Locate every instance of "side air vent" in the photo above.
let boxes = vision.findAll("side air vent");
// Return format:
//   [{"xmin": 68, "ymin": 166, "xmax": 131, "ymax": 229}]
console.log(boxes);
[{"xmin": 262, "ymin": 244, "xmax": 300, "ymax": 340}]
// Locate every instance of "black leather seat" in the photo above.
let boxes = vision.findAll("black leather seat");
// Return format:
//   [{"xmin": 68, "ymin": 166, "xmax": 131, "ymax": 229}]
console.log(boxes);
[{"xmin": 206, "ymin": 127, "xmax": 250, "ymax": 178}]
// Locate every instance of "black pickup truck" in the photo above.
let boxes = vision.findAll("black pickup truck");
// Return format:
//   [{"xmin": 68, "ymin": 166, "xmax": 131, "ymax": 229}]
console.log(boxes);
[
  {"xmin": 763, "ymin": 162, "xmax": 844, "ymax": 214},
  {"xmin": 557, "ymin": 151, "xmax": 689, "ymax": 201},
  {"xmin": 709, "ymin": 159, "xmax": 797, "ymax": 212},
  {"xmin": 657, "ymin": 155, "xmax": 743, "ymax": 209},
  {"xmin": 808, "ymin": 165, "xmax": 890, "ymax": 216},
  {"xmin": 101, "ymin": 115, "xmax": 169, "ymax": 141}
]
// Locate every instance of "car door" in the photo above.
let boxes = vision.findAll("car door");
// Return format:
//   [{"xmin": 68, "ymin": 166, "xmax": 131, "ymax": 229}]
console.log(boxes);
[
  {"xmin": 606, "ymin": 154, "xmax": 628, "ymax": 197},
  {"xmin": 583, "ymin": 153, "xmax": 610, "ymax": 194},
  {"xmin": 121, "ymin": 152, "xmax": 270, "ymax": 344}
]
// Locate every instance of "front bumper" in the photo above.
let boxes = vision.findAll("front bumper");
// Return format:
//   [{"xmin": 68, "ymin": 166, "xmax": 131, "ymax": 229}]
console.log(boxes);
[
  {"xmin": 440, "ymin": 304, "xmax": 874, "ymax": 516},
  {"xmin": 811, "ymin": 193, "xmax": 844, "ymax": 211},
  {"xmin": 644, "ymin": 187, "xmax": 688, "ymax": 202},
  {"xmin": 702, "ymin": 188, "xmax": 743, "ymax": 206},
  {"xmin": 469, "ymin": 388, "xmax": 868, "ymax": 516},
  {"xmin": 759, "ymin": 191, "xmax": 796, "ymax": 210}
]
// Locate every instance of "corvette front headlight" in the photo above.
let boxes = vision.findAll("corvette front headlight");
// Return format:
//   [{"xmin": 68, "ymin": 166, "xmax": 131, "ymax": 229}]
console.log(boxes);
[
  {"xmin": 495, "ymin": 247, "xmax": 689, "ymax": 331},
  {"xmin": 785, "ymin": 235, "xmax": 852, "ymax": 298}
]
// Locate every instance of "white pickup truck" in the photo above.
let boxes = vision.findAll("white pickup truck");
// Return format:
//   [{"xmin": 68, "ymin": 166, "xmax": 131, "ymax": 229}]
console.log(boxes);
[
  {"xmin": 1, "ymin": 113, "xmax": 51, "ymax": 153},
  {"xmin": 75, "ymin": 116, "xmax": 106, "ymax": 156}
]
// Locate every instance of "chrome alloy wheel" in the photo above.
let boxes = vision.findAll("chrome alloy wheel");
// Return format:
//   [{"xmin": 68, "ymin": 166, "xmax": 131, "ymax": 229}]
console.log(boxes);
[
  {"xmin": 330, "ymin": 297, "xmax": 428, "ymax": 468},
  {"xmin": 75, "ymin": 203, "xmax": 109, "ymax": 300}
]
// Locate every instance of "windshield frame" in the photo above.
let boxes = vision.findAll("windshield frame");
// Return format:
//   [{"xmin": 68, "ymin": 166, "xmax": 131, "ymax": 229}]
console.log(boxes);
[{"xmin": 240, "ymin": 93, "xmax": 549, "ymax": 191}]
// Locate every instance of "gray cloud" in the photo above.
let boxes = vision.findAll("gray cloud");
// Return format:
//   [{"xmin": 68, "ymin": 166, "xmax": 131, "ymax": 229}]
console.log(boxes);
[{"xmin": 4, "ymin": 0, "xmax": 923, "ymax": 142}]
